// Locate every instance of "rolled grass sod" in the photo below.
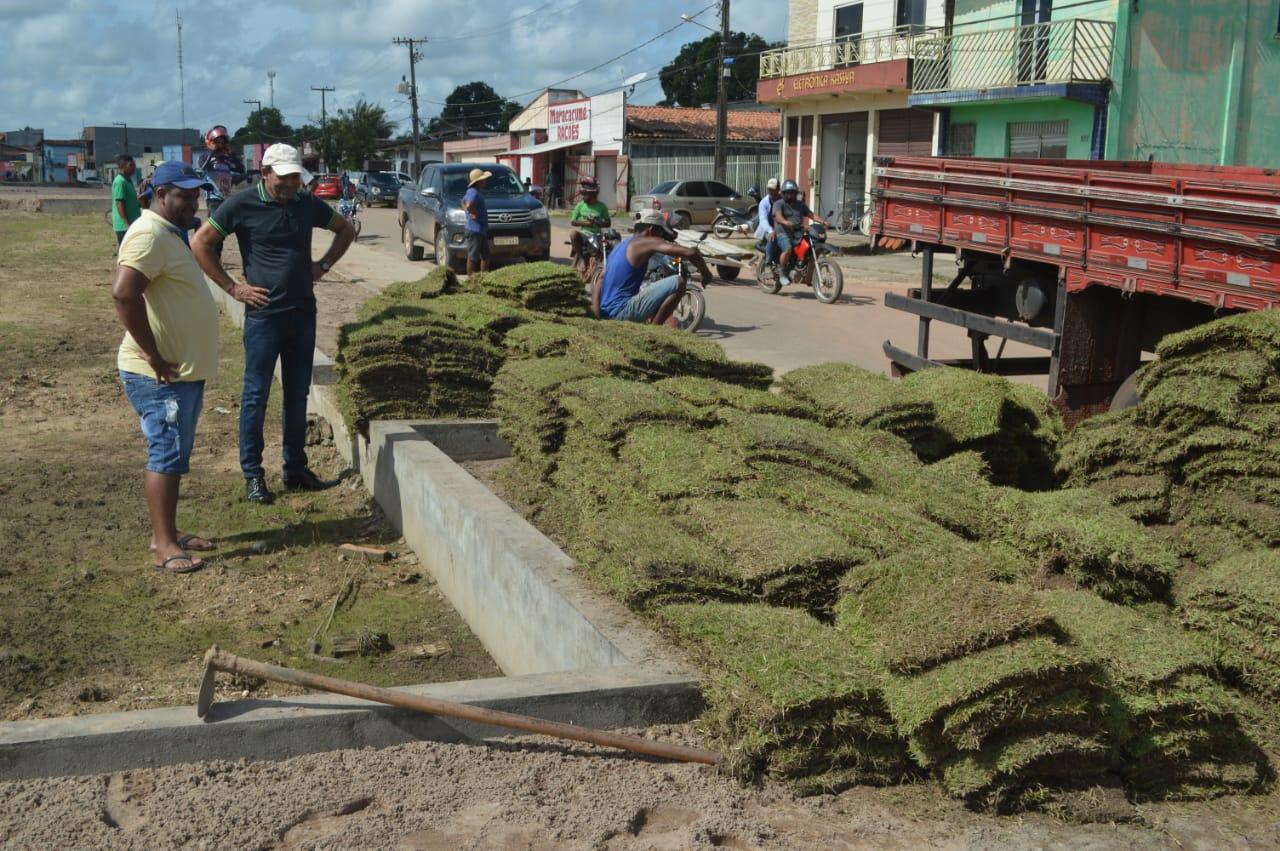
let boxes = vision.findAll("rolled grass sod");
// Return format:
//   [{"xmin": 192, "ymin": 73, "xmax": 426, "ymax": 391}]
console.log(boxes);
[
  {"xmin": 565, "ymin": 321, "xmax": 774, "ymax": 387},
  {"xmin": 655, "ymin": 601, "xmax": 915, "ymax": 790},
  {"xmin": 1153, "ymin": 308, "xmax": 1280, "ymax": 364},
  {"xmin": 837, "ymin": 543, "xmax": 1055, "ymax": 674},
  {"xmin": 474, "ymin": 261, "xmax": 590, "ymax": 315},
  {"xmin": 616, "ymin": 422, "xmax": 746, "ymax": 501},
  {"xmin": 502, "ymin": 320, "xmax": 577, "ymax": 359},
  {"xmin": 1181, "ymin": 549, "xmax": 1280, "ymax": 699},
  {"xmin": 558, "ymin": 376, "xmax": 707, "ymax": 443},
  {"xmin": 938, "ymin": 731, "xmax": 1110, "ymax": 813},
  {"xmin": 654, "ymin": 375, "xmax": 817, "ymax": 419},
  {"xmin": 777, "ymin": 363, "xmax": 936, "ymax": 438}
]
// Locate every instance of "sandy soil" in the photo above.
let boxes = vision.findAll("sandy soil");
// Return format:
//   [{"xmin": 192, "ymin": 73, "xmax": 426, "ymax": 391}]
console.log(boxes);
[{"xmin": 4, "ymin": 725, "xmax": 1279, "ymax": 850}]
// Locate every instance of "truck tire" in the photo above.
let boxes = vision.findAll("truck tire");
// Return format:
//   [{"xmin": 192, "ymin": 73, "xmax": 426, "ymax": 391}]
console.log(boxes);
[
  {"xmin": 402, "ymin": 219, "xmax": 424, "ymax": 261},
  {"xmin": 1109, "ymin": 369, "xmax": 1143, "ymax": 412}
]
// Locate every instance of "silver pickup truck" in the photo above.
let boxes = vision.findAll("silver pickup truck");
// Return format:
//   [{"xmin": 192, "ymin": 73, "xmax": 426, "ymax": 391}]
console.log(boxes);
[{"xmin": 398, "ymin": 162, "xmax": 551, "ymax": 271}]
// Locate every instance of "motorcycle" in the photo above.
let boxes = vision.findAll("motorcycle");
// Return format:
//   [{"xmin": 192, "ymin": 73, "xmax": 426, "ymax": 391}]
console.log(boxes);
[
  {"xmin": 756, "ymin": 222, "xmax": 844, "ymax": 304},
  {"xmin": 578, "ymin": 227, "xmax": 622, "ymax": 293},
  {"xmin": 337, "ymin": 196, "xmax": 362, "ymax": 238},
  {"xmin": 711, "ymin": 205, "xmax": 757, "ymax": 239}
]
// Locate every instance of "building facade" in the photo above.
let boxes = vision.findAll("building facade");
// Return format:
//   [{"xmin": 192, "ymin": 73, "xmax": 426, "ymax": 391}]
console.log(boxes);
[
  {"xmin": 758, "ymin": 0, "xmax": 946, "ymax": 221},
  {"xmin": 908, "ymin": 0, "xmax": 1280, "ymax": 168},
  {"xmin": 83, "ymin": 126, "xmax": 201, "ymax": 179}
]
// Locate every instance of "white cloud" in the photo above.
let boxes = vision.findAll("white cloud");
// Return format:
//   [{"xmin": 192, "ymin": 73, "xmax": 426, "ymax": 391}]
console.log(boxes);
[{"xmin": 4, "ymin": 0, "xmax": 786, "ymax": 137}]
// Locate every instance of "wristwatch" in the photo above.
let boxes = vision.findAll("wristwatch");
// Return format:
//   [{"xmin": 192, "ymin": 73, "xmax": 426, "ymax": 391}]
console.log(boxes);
[{"xmin": 319, "ymin": 260, "xmax": 332, "ymax": 273}]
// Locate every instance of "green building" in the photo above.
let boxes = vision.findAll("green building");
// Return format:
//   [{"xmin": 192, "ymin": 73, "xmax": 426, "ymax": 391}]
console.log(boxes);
[{"xmin": 909, "ymin": 0, "xmax": 1280, "ymax": 167}]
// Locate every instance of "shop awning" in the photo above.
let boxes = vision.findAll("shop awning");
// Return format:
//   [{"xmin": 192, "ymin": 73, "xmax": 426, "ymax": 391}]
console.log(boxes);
[{"xmin": 503, "ymin": 137, "xmax": 589, "ymax": 157}]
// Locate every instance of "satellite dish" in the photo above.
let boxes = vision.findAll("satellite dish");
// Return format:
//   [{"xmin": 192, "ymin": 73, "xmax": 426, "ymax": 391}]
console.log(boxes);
[{"xmin": 624, "ymin": 72, "xmax": 648, "ymax": 87}]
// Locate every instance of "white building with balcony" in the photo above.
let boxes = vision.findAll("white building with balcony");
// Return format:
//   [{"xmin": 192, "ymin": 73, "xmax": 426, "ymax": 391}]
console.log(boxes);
[{"xmin": 757, "ymin": 0, "xmax": 946, "ymax": 221}]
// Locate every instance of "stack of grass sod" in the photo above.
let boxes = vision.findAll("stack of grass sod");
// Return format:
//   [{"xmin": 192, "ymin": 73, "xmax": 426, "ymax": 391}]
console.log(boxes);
[
  {"xmin": 656, "ymin": 601, "xmax": 917, "ymax": 794},
  {"xmin": 777, "ymin": 362, "xmax": 941, "ymax": 446},
  {"xmin": 899, "ymin": 366, "xmax": 1064, "ymax": 490},
  {"xmin": 834, "ymin": 543, "xmax": 1113, "ymax": 813},
  {"xmin": 472, "ymin": 261, "xmax": 590, "ymax": 315},
  {"xmin": 1044, "ymin": 588, "xmax": 1269, "ymax": 802},
  {"xmin": 1181, "ymin": 548, "xmax": 1280, "ymax": 702},
  {"xmin": 565, "ymin": 320, "xmax": 774, "ymax": 387},
  {"xmin": 334, "ymin": 309, "xmax": 504, "ymax": 434},
  {"xmin": 1058, "ymin": 311, "xmax": 1280, "ymax": 554}
]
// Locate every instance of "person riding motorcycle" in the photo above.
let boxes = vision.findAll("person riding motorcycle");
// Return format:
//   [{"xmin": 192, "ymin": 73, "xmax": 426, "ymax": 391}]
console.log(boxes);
[
  {"xmin": 195, "ymin": 125, "xmax": 246, "ymax": 215},
  {"xmin": 773, "ymin": 179, "xmax": 829, "ymax": 284},
  {"xmin": 594, "ymin": 210, "xmax": 713, "ymax": 325},
  {"xmin": 569, "ymin": 176, "xmax": 611, "ymax": 269},
  {"xmin": 754, "ymin": 177, "xmax": 782, "ymax": 267}
]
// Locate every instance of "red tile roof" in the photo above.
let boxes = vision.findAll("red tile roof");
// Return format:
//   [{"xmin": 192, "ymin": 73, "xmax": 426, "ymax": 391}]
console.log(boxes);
[{"xmin": 626, "ymin": 106, "xmax": 780, "ymax": 142}]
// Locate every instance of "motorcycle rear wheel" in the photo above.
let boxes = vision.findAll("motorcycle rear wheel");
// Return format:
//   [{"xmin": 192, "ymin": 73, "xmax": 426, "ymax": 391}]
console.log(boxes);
[
  {"xmin": 813, "ymin": 259, "xmax": 843, "ymax": 304},
  {"xmin": 756, "ymin": 261, "xmax": 782, "ymax": 295},
  {"xmin": 712, "ymin": 215, "xmax": 736, "ymax": 239},
  {"xmin": 349, "ymin": 216, "xmax": 362, "ymax": 238},
  {"xmin": 671, "ymin": 287, "xmax": 706, "ymax": 332}
]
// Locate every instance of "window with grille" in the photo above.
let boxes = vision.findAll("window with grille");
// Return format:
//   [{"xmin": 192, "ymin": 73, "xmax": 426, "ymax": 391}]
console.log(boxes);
[
  {"xmin": 835, "ymin": 3, "xmax": 864, "ymax": 40},
  {"xmin": 1007, "ymin": 120, "xmax": 1069, "ymax": 158},
  {"xmin": 947, "ymin": 123, "xmax": 977, "ymax": 157}
]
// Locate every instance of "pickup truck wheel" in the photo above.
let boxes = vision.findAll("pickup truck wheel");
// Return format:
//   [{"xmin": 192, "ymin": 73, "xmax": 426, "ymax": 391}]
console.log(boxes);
[
  {"xmin": 434, "ymin": 229, "xmax": 455, "ymax": 271},
  {"xmin": 402, "ymin": 219, "xmax": 424, "ymax": 261}
]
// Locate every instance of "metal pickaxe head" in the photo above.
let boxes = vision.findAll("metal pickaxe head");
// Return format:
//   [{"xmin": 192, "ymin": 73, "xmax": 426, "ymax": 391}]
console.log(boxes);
[{"xmin": 197, "ymin": 645, "xmax": 221, "ymax": 719}]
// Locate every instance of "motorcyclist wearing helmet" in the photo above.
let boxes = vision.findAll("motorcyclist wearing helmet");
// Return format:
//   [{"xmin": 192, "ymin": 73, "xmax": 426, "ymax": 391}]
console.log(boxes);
[
  {"xmin": 773, "ymin": 179, "xmax": 829, "ymax": 284},
  {"xmin": 754, "ymin": 177, "xmax": 782, "ymax": 267},
  {"xmin": 569, "ymin": 176, "xmax": 611, "ymax": 268},
  {"xmin": 196, "ymin": 125, "xmax": 246, "ymax": 215}
]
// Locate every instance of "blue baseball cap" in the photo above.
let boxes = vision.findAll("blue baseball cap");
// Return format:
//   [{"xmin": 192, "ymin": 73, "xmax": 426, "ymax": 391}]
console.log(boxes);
[{"xmin": 151, "ymin": 161, "xmax": 214, "ymax": 190}]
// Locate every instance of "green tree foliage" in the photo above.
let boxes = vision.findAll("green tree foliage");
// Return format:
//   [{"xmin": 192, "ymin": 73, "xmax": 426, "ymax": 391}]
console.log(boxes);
[
  {"xmin": 427, "ymin": 81, "xmax": 524, "ymax": 134},
  {"xmin": 658, "ymin": 32, "xmax": 777, "ymax": 107},
  {"xmin": 330, "ymin": 100, "xmax": 395, "ymax": 169},
  {"xmin": 232, "ymin": 107, "xmax": 294, "ymax": 144}
]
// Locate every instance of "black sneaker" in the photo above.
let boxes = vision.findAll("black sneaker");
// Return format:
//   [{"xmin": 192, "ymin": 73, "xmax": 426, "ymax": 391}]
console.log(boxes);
[
  {"xmin": 245, "ymin": 476, "xmax": 275, "ymax": 505},
  {"xmin": 282, "ymin": 468, "xmax": 338, "ymax": 492}
]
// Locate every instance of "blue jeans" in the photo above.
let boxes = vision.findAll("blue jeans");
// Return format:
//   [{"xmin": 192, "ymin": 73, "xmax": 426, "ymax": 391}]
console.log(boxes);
[
  {"xmin": 120, "ymin": 371, "xmax": 205, "ymax": 476},
  {"xmin": 240, "ymin": 309, "xmax": 316, "ymax": 479},
  {"xmin": 609, "ymin": 275, "xmax": 681, "ymax": 322},
  {"xmin": 757, "ymin": 235, "xmax": 781, "ymax": 265}
]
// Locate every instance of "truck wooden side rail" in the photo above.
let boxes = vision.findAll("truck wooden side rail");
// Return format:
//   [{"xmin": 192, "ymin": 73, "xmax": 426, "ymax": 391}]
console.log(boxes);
[{"xmin": 871, "ymin": 156, "xmax": 1280, "ymax": 421}]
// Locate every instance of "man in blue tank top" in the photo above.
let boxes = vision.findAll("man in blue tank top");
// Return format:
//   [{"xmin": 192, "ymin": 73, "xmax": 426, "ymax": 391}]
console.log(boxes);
[{"xmin": 595, "ymin": 210, "xmax": 713, "ymax": 324}]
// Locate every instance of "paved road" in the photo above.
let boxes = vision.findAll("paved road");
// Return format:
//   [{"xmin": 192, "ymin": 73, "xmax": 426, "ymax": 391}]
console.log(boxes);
[{"xmin": 352, "ymin": 205, "xmax": 1044, "ymax": 380}]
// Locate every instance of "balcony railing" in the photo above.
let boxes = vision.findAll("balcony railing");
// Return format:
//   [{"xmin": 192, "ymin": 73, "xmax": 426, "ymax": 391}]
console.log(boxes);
[
  {"xmin": 759, "ymin": 26, "xmax": 941, "ymax": 80},
  {"xmin": 911, "ymin": 19, "xmax": 1115, "ymax": 94}
]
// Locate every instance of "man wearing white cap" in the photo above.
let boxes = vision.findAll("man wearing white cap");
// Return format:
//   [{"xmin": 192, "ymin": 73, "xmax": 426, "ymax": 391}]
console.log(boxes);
[
  {"xmin": 755, "ymin": 177, "xmax": 781, "ymax": 267},
  {"xmin": 192, "ymin": 143, "xmax": 355, "ymax": 505}
]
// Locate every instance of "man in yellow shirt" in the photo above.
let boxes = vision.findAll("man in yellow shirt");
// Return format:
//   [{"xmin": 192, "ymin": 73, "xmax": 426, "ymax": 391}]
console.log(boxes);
[{"xmin": 113, "ymin": 162, "xmax": 232, "ymax": 574}]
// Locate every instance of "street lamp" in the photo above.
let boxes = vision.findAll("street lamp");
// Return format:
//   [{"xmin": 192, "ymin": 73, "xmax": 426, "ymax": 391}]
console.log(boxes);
[{"xmin": 681, "ymin": 3, "xmax": 730, "ymax": 183}]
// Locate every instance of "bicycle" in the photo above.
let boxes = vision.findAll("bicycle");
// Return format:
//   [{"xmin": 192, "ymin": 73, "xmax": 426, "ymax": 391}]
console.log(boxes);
[{"xmin": 831, "ymin": 194, "xmax": 873, "ymax": 236}]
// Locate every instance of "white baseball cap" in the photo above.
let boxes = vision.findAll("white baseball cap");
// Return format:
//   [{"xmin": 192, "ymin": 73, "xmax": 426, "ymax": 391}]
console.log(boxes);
[
  {"xmin": 261, "ymin": 143, "xmax": 313, "ymax": 184},
  {"xmin": 766, "ymin": 177, "xmax": 780, "ymax": 190}
]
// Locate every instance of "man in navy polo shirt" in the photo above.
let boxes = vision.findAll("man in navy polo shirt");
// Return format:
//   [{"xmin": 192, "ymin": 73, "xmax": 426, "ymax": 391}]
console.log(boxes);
[{"xmin": 192, "ymin": 143, "xmax": 356, "ymax": 505}]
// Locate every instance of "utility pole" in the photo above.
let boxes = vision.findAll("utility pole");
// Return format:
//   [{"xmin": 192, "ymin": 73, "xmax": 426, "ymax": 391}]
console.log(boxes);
[
  {"xmin": 311, "ymin": 85, "xmax": 335, "ymax": 172},
  {"xmin": 267, "ymin": 71, "xmax": 276, "ymax": 108},
  {"xmin": 176, "ymin": 12, "xmax": 186, "ymax": 133},
  {"xmin": 244, "ymin": 99, "xmax": 262, "ymax": 115},
  {"xmin": 714, "ymin": 0, "xmax": 730, "ymax": 183},
  {"xmin": 393, "ymin": 36, "xmax": 427, "ymax": 180},
  {"xmin": 112, "ymin": 121, "xmax": 129, "ymax": 160}
]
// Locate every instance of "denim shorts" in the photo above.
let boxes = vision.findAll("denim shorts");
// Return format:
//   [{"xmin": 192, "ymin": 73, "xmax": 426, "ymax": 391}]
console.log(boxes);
[
  {"xmin": 775, "ymin": 228, "xmax": 797, "ymax": 253},
  {"xmin": 609, "ymin": 275, "xmax": 681, "ymax": 323},
  {"xmin": 120, "ymin": 371, "xmax": 205, "ymax": 476},
  {"xmin": 466, "ymin": 232, "xmax": 491, "ymax": 263}
]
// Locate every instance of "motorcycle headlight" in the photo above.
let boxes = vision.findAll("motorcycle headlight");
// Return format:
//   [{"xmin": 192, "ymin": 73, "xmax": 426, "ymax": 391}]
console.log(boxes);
[
  {"xmin": 446, "ymin": 208, "xmax": 467, "ymax": 225},
  {"xmin": 529, "ymin": 206, "xmax": 549, "ymax": 221}
]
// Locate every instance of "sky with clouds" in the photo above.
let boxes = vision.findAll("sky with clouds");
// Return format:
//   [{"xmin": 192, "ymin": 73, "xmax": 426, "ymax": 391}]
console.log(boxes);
[{"xmin": 2, "ymin": 0, "xmax": 787, "ymax": 138}]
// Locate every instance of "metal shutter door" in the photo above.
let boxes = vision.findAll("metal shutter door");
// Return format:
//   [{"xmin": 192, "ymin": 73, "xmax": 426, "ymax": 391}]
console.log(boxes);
[{"xmin": 879, "ymin": 109, "xmax": 934, "ymax": 157}]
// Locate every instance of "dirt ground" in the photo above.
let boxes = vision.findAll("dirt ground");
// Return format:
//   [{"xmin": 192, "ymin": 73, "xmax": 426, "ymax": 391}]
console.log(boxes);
[
  {"xmin": 4, "ymin": 725, "xmax": 1280, "ymax": 850},
  {"xmin": 0, "ymin": 213, "xmax": 499, "ymax": 720}
]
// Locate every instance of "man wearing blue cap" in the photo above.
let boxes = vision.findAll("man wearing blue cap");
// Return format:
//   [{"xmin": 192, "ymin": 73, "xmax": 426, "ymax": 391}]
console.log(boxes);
[{"xmin": 112, "ymin": 162, "xmax": 221, "ymax": 574}]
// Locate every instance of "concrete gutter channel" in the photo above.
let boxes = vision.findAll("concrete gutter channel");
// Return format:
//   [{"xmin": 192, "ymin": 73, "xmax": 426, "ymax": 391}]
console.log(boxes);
[{"xmin": 0, "ymin": 280, "xmax": 701, "ymax": 781}]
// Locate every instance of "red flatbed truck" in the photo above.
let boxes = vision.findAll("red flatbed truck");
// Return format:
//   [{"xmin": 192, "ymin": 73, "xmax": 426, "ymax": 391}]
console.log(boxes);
[{"xmin": 872, "ymin": 156, "xmax": 1280, "ymax": 423}]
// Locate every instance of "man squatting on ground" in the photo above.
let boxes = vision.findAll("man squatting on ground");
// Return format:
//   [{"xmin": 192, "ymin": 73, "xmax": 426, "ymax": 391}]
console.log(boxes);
[
  {"xmin": 192, "ymin": 143, "xmax": 355, "ymax": 506},
  {"xmin": 594, "ymin": 209, "xmax": 712, "ymax": 324},
  {"xmin": 112, "ymin": 163, "xmax": 221, "ymax": 575}
]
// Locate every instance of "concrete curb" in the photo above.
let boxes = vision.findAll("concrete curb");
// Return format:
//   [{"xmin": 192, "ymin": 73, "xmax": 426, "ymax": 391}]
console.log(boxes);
[{"xmin": 0, "ymin": 667, "xmax": 701, "ymax": 780}]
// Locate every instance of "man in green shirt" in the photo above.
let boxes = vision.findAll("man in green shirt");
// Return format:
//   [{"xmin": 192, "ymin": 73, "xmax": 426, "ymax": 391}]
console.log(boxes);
[
  {"xmin": 569, "ymin": 176, "xmax": 610, "ymax": 272},
  {"xmin": 111, "ymin": 154, "xmax": 141, "ymax": 246}
]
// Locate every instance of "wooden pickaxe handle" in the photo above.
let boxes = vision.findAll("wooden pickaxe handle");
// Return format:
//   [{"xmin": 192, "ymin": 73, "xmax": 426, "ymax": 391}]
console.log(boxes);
[{"xmin": 198, "ymin": 646, "xmax": 720, "ymax": 766}]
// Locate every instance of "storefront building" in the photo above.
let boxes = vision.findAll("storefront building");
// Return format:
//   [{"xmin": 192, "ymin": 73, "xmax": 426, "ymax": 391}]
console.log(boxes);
[{"xmin": 758, "ymin": 0, "xmax": 945, "ymax": 221}]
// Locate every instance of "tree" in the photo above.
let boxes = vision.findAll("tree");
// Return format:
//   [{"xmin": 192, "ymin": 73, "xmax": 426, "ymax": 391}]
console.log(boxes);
[
  {"xmin": 658, "ymin": 32, "xmax": 778, "ymax": 107},
  {"xmin": 232, "ymin": 107, "xmax": 294, "ymax": 145},
  {"xmin": 329, "ymin": 100, "xmax": 395, "ymax": 169},
  {"xmin": 427, "ymin": 81, "xmax": 523, "ymax": 134}
]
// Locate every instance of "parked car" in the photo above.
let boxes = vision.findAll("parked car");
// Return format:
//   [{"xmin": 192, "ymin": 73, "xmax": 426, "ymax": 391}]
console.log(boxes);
[
  {"xmin": 394, "ymin": 171, "xmax": 413, "ymax": 185},
  {"xmin": 629, "ymin": 179, "xmax": 752, "ymax": 229},
  {"xmin": 356, "ymin": 171, "xmax": 401, "ymax": 207},
  {"xmin": 77, "ymin": 176, "xmax": 104, "ymax": 187},
  {"xmin": 312, "ymin": 174, "xmax": 340, "ymax": 199},
  {"xmin": 398, "ymin": 162, "xmax": 551, "ymax": 271}
]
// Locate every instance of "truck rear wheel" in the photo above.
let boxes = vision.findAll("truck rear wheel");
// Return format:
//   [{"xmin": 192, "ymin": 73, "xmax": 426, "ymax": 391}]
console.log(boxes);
[{"xmin": 402, "ymin": 219, "xmax": 424, "ymax": 261}]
